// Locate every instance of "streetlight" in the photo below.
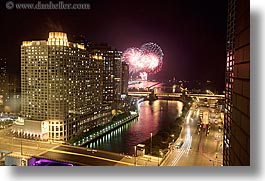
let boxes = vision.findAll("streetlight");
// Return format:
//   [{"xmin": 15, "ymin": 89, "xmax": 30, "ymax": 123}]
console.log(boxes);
[
  {"xmin": 209, "ymin": 153, "xmax": 218, "ymax": 166},
  {"xmin": 20, "ymin": 129, "xmax": 23, "ymax": 155},
  {"xmin": 215, "ymin": 152, "xmax": 218, "ymax": 166},
  {"xmin": 158, "ymin": 149, "xmax": 163, "ymax": 166},
  {"xmin": 20, "ymin": 139, "xmax": 23, "ymax": 155},
  {"xmin": 134, "ymin": 146, "xmax": 137, "ymax": 166},
  {"xmin": 209, "ymin": 159, "xmax": 214, "ymax": 166},
  {"xmin": 150, "ymin": 132, "xmax": 153, "ymax": 156},
  {"xmin": 157, "ymin": 153, "xmax": 159, "ymax": 166}
]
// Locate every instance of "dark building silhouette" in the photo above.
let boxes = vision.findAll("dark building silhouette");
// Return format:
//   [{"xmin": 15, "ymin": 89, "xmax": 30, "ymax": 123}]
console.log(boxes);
[
  {"xmin": 0, "ymin": 58, "xmax": 8, "ymax": 111},
  {"xmin": 121, "ymin": 62, "xmax": 129, "ymax": 95},
  {"xmin": 7, "ymin": 74, "xmax": 21, "ymax": 113},
  {"xmin": 0, "ymin": 59, "xmax": 7, "ymax": 93},
  {"xmin": 224, "ymin": 0, "xmax": 250, "ymax": 166},
  {"xmin": 72, "ymin": 34, "xmax": 89, "ymax": 47}
]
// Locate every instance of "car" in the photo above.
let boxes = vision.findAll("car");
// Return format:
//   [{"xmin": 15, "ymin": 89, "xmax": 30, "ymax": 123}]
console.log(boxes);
[
  {"xmin": 62, "ymin": 142, "xmax": 70, "ymax": 145},
  {"xmin": 175, "ymin": 140, "xmax": 184, "ymax": 149},
  {"xmin": 87, "ymin": 149, "xmax": 97, "ymax": 153}
]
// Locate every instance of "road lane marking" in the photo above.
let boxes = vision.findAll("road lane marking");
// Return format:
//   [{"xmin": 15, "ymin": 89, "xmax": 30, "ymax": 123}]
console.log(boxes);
[
  {"xmin": 37, "ymin": 145, "xmax": 60, "ymax": 156},
  {"xmin": 46, "ymin": 149, "xmax": 134, "ymax": 166}
]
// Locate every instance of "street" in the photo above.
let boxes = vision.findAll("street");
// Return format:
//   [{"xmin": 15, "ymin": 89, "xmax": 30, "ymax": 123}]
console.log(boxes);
[
  {"xmin": 161, "ymin": 101, "xmax": 223, "ymax": 166},
  {"xmin": 0, "ymin": 129, "xmax": 161, "ymax": 166},
  {"xmin": 0, "ymin": 100, "xmax": 223, "ymax": 166}
]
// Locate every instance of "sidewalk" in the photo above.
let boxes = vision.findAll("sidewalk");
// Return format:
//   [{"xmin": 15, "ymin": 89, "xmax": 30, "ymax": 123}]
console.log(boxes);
[{"xmin": 118, "ymin": 155, "xmax": 162, "ymax": 166}]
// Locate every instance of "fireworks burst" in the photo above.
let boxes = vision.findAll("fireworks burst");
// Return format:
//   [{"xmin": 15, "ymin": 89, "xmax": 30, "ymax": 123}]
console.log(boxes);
[{"xmin": 122, "ymin": 42, "xmax": 164, "ymax": 80}]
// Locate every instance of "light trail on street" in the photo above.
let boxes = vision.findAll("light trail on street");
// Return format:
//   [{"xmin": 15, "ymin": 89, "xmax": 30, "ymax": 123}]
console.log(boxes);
[
  {"xmin": 161, "ymin": 108, "xmax": 194, "ymax": 166},
  {"xmin": 161, "ymin": 100, "xmax": 224, "ymax": 166}
]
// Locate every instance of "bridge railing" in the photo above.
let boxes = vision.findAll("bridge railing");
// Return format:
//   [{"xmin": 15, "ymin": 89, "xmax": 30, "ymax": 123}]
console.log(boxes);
[{"xmin": 128, "ymin": 91, "xmax": 224, "ymax": 98}]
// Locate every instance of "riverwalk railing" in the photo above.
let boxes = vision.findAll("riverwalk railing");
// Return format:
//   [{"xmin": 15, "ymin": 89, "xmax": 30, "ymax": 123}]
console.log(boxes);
[{"xmin": 73, "ymin": 114, "xmax": 139, "ymax": 147}]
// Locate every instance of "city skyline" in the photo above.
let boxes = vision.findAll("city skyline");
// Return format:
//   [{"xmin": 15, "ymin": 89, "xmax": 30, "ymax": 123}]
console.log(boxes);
[
  {"xmin": 0, "ymin": 0, "xmax": 250, "ymax": 168},
  {"xmin": 0, "ymin": 0, "xmax": 227, "ymax": 90}
]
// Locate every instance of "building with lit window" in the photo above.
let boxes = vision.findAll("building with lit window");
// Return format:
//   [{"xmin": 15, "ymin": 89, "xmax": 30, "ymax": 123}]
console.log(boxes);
[
  {"xmin": 87, "ymin": 44, "xmax": 122, "ymax": 106},
  {"xmin": 224, "ymin": 0, "xmax": 250, "ymax": 165},
  {"xmin": 19, "ymin": 32, "xmax": 112, "ymax": 141},
  {"xmin": 0, "ymin": 58, "xmax": 8, "ymax": 112},
  {"xmin": 121, "ymin": 61, "xmax": 129, "ymax": 95},
  {"xmin": 6, "ymin": 74, "xmax": 21, "ymax": 113}
]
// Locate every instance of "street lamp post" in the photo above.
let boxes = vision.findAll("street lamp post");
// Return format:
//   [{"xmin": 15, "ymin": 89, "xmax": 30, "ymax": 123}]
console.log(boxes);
[
  {"xmin": 215, "ymin": 152, "xmax": 218, "ymax": 166},
  {"xmin": 158, "ymin": 149, "xmax": 164, "ymax": 166},
  {"xmin": 134, "ymin": 146, "xmax": 137, "ymax": 166},
  {"xmin": 150, "ymin": 132, "xmax": 153, "ymax": 156},
  {"xmin": 210, "ymin": 153, "xmax": 218, "ymax": 166},
  {"xmin": 20, "ymin": 139, "xmax": 23, "ymax": 155},
  {"xmin": 158, "ymin": 149, "xmax": 161, "ymax": 166},
  {"xmin": 209, "ymin": 159, "xmax": 214, "ymax": 166}
]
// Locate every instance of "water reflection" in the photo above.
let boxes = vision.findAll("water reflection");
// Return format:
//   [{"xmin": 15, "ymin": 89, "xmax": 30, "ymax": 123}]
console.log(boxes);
[{"xmin": 85, "ymin": 100, "xmax": 183, "ymax": 155}]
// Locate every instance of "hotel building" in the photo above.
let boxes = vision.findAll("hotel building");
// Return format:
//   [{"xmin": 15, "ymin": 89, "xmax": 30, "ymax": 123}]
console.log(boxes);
[{"xmin": 19, "ymin": 32, "xmax": 112, "ymax": 141}]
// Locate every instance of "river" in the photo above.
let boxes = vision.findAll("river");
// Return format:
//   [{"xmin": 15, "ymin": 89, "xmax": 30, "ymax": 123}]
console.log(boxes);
[{"xmin": 85, "ymin": 99, "xmax": 183, "ymax": 155}]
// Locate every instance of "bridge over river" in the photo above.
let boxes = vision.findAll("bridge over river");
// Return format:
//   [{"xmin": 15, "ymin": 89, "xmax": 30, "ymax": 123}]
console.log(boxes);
[{"xmin": 128, "ymin": 91, "xmax": 224, "ymax": 100}]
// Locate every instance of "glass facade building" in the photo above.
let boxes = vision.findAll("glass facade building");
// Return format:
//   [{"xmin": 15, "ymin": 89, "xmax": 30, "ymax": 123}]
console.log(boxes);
[{"xmin": 224, "ymin": 0, "xmax": 250, "ymax": 165}]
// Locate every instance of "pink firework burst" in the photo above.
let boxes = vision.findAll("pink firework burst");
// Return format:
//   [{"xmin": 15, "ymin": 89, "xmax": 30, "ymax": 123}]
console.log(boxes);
[
  {"xmin": 122, "ymin": 42, "xmax": 164, "ymax": 76},
  {"xmin": 122, "ymin": 47, "xmax": 142, "ymax": 73}
]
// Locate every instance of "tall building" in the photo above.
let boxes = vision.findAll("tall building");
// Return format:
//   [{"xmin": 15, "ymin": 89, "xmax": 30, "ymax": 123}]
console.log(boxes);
[
  {"xmin": 72, "ymin": 34, "xmax": 88, "ymax": 47},
  {"xmin": 121, "ymin": 61, "xmax": 129, "ymax": 95},
  {"xmin": 224, "ymin": 0, "xmax": 250, "ymax": 165},
  {"xmin": 6, "ymin": 74, "xmax": 21, "ymax": 113},
  {"xmin": 0, "ymin": 58, "xmax": 8, "ymax": 111},
  {"xmin": 19, "ymin": 32, "xmax": 111, "ymax": 141},
  {"xmin": 87, "ymin": 44, "xmax": 122, "ymax": 106}
]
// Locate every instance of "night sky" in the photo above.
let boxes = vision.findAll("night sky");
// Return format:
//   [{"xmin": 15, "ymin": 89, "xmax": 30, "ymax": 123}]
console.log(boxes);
[{"xmin": 0, "ymin": 0, "xmax": 227, "ymax": 90}]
